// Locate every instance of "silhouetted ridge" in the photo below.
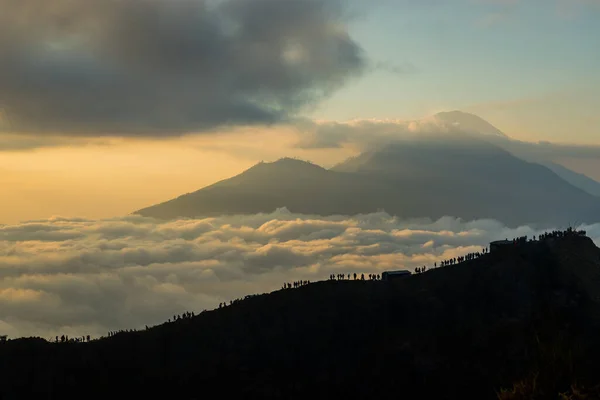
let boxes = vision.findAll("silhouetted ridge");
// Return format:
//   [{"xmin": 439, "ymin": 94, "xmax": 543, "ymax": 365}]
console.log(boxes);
[
  {"xmin": 2, "ymin": 232, "xmax": 600, "ymax": 399},
  {"xmin": 269, "ymin": 157, "xmax": 324, "ymax": 169},
  {"xmin": 239, "ymin": 157, "xmax": 328, "ymax": 178}
]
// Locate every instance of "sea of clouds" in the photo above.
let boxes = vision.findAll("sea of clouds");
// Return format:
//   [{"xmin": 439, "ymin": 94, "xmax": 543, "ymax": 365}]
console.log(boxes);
[{"xmin": 1, "ymin": 208, "xmax": 599, "ymax": 340}]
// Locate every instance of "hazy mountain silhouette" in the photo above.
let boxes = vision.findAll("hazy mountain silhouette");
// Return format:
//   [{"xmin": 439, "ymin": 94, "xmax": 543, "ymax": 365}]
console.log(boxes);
[
  {"xmin": 2, "ymin": 234, "xmax": 600, "ymax": 399},
  {"xmin": 136, "ymin": 134, "xmax": 600, "ymax": 227},
  {"xmin": 468, "ymin": 133, "xmax": 600, "ymax": 198},
  {"xmin": 434, "ymin": 110, "xmax": 508, "ymax": 138},
  {"xmin": 136, "ymin": 157, "xmax": 379, "ymax": 218},
  {"xmin": 541, "ymin": 161, "xmax": 600, "ymax": 198},
  {"xmin": 432, "ymin": 113, "xmax": 600, "ymax": 197}
]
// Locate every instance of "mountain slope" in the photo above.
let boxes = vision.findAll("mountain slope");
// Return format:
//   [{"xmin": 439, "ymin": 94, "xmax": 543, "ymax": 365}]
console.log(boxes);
[
  {"xmin": 135, "ymin": 157, "xmax": 380, "ymax": 219},
  {"xmin": 541, "ymin": 161, "xmax": 600, "ymax": 198},
  {"xmin": 330, "ymin": 137, "xmax": 600, "ymax": 226},
  {"xmin": 411, "ymin": 110, "xmax": 600, "ymax": 199},
  {"xmin": 2, "ymin": 235, "xmax": 600, "ymax": 399},
  {"xmin": 474, "ymin": 134, "xmax": 600, "ymax": 198},
  {"xmin": 136, "ymin": 138, "xmax": 600, "ymax": 227}
]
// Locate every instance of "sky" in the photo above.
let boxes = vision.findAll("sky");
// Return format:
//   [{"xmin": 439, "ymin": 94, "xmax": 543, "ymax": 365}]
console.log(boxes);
[
  {"xmin": 1, "ymin": 0, "xmax": 600, "ymax": 339},
  {"xmin": 1, "ymin": 0, "xmax": 599, "ymax": 224},
  {"xmin": 315, "ymin": 0, "xmax": 600, "ymax": 142}
]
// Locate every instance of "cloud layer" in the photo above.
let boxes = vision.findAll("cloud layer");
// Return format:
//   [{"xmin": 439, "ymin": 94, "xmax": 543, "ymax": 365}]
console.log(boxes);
[
  {"xmin": 0, "ymin": 0, "xmax": 365, "ymax": 136},
  {"xmin": 2, "ymin": 209, "xmax": 599, "ymax": 339},
  {"xmin": 294, "ymin": 117, "xmax": 600, "ymax": 165},
  {"xmin": 294, "ymin": 117, "xmax": 457, "ymax": 149}
]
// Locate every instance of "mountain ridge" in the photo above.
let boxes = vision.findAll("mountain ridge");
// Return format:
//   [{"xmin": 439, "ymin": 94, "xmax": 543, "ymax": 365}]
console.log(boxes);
[
  {"xmin": 2, "ymin": 233, "xmax": 600, "ymax": 399},
  {"xmin": 135, "ymin": 135, "xmax": 600, "ymax": 227},
  {"xmin": 135, "ymin": 112, "xmax": 600, "ymax": 226},
  {"xmin": 542, "ymin": 161, "xmax": 600, "ymax": 198}
]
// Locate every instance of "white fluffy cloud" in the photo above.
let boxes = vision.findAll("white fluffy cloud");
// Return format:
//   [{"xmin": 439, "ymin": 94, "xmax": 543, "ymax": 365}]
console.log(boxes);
[{"xmin": 1, "ymin": 209, "xmax": 599, "ymax": 339}]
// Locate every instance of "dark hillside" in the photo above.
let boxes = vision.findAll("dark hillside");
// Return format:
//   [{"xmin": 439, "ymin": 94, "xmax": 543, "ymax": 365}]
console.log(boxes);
[{"xmin": 2, "ymin": 236, "xmax": 600, "ymax": 399}]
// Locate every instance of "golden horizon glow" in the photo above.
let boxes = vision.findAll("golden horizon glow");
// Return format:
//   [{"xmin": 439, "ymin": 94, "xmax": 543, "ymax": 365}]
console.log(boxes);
[{"xmin": 0, "ymin": 127, "xmax": 356, "ymax": 224}]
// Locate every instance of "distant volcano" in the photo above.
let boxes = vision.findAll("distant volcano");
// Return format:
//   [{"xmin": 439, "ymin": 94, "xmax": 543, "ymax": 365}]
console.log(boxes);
[{"xmin": 135, "ymin": 131, "xmax": 600, "ymax": 227}]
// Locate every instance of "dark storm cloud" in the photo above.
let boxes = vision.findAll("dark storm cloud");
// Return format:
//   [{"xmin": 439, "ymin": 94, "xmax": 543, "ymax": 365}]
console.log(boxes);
[{"xmin": 0, "ymin": 0, "xmax": 366, "ymax": 136}]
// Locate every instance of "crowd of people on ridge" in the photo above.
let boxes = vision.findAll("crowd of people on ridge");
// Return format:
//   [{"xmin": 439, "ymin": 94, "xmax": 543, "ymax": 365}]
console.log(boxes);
[
  {"xmin": 219, "ymin": 294, "xmax": 261, "ymax": 309},
  {"xmin": 107, "ymin": 311, "xmax": 201, "ymax": 338},
  {"xmin": 396, "ymin": 233, "xmax": 583, "ymax": 276},
  {"xmin": 412, "ymin": 248, "xmax": 488, "ymax": 275},
  {"xmin": 328, "ymin": 273, "xmax": 381, "ymax": 281},
  {"xmin": 281, "ymin": 280, "xmax": 311, "ymax": 289},
  {"xmin": 437, "ymin": 249, "xmax": 487, "ymax": 269},
  {"xmin": 538, "ymin": 227, "xmax": 586, "ymax": 240},
  {"xmin": 163, "ymin": 311, "xmax": 196, "ymax": 324},
  {"xmin": 501, "ymin": 228, "xmax": 586, "ymax": 246},
  {"xmin": 411, "ymin": 227, "xmax": 588, "ymax": 275},
  {"xmin": 2, "ymin": 227, "xmax": 589, "ymax": 345},
  {"xmin": 54, "ymin": 335, "xmax": 91, "ymax": 343}
]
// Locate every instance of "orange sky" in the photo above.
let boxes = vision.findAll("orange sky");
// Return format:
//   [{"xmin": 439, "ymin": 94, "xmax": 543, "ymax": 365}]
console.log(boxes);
[
  {"xmin": 2, "ymin": 110, "xmax": 600, "ymax": 225},
  {"xmin": 0, "ymin": 128, "xmax": 355, "ymax": 224}
]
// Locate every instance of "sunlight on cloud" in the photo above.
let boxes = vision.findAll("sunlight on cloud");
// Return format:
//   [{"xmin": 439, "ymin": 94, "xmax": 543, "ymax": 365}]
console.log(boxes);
[{"xmin": 1, "ymin": 209, "xmax": 599, "ymax": 339}]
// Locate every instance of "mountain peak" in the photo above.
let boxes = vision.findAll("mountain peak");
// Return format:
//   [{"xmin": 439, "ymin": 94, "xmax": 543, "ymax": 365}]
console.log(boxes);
[
  {"xmin": 272, "ymin": 157, "xmax": 320, "ymax": 167},
  {"xmin": 250, "ymin": 157, "xmax": 326, "ymax": 173},
  {"xmin": 434, "ymin": 110, "xmax": 508, "ymax": 138}
]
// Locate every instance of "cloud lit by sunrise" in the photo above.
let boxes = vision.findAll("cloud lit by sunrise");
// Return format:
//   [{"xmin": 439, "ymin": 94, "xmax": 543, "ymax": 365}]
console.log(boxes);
[{"xmin": 1, "ymin": 210, "xmax": 599, "ymax": 338}]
